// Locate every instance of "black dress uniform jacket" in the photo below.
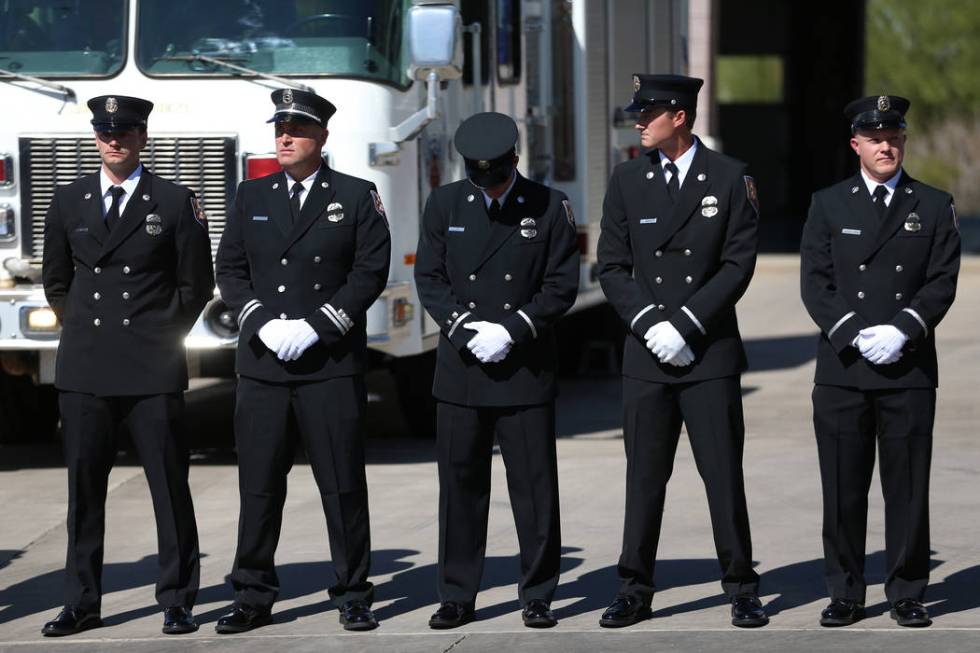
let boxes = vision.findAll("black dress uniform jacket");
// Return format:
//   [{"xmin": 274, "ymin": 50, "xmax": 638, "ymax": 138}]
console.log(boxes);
[
  {"xmin": 215, "ymin": 161, "xmax": 391, "ymax": 381},
  {"xmin": 414, "ymin": 174, "xmax": 580, "ymax": 407},
  {"xmin": 801, "ymin": 172, "xmax": 960, "ymax": 389},
  {"xmin": 42, "ymin": 169, "xmax": 214, "ymax": 396},
  {"xmin": 598, "ymin": 143, "xmax": 758, "ymax": 382}
]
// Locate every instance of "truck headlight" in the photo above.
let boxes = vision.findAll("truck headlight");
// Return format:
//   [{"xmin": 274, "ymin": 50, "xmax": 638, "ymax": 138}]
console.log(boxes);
[
  {"xmin": 20, "ymin": 306, "xmax": 60, "ymax": 339},
  {"xmin": 0, "ymin": 204, "xmax": 14, "ymax": 243},
  {"xmin": 202, "ymin": 299, "xmax": 239, "ymax": 338}
]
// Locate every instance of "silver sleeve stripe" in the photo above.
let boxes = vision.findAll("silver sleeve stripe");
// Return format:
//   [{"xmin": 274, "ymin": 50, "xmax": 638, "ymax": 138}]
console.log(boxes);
[
  {"xmin": 447, "ymin": 311, "xmax": 471, "ymax": 338},
  {"xmin": 238, "ymin": 300, "xmax": 262, "ymax": 327},
  {"xmin": 517, "ymin": 309, "xmax": 537, "ymax": 339},
  {"xmin": 322, "ymin": 304, "xmax": 352, "ymax": 334},
  {"xmin": 320, "ymin": 305, "xmax": 347, "ymax": 333},
  {"xmin": 827, "ymin": 311, "xmax": 856, "ymax": 339},
  {"xmin": 903, "ymin": 307, "xmax": 928, "ymax": 336},
  {"xmin": 629, "ymin": 304, "xmax": 656, "ymax": 331},
  {"xmin": 681, "ymin": 306, "xmax": 706, "ymax": 335}
]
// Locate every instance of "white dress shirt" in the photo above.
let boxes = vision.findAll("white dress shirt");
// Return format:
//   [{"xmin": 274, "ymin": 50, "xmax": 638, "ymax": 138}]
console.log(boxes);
[
  {"xmin": 284, "ymin": 165, "xmax": 322, "ymax": 210},
  {"xmin": 860, "ymin": 168, "xmax": 903, "ymax": 207},
  {"xmin": 658, "ymin": 137, "xmax": 699, "ymax": 188},
  {"xmin": 100, "ymin": 164, "xmax": 143, "ymax": 217},
  {"xmin": 482, "ymin": 171, "xmax": 518, "ymax": 209}
]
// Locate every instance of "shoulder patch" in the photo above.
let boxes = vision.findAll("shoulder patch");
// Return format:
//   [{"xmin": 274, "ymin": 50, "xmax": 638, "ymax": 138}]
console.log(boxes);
[
  {"xmin": 743, "ymin": 175, "xmax": 759, "ymax": 215},
  {"xmin": 562, "ymin": 199, "xmax": 576, "ymax": 229},
  {"xmin": 370, "ymin": 189, "xmax": 389, "ymax": 229},
  {"xmin": 190, "ymin": 196, "xmax": 208, "ymax": 230}
]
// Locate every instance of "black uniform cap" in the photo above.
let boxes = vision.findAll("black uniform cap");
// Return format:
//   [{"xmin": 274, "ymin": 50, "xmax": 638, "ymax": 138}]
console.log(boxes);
[
  {"xmin": 268, "ymin": 88, "xmax": 337, "ymax": 127},
  {"xmin": 845, "ymin": 95, "xmax": 910, "ymax": 132},
  {"xmin": 454, "ymin": 112, "xmax": 519, "ymax": 188},
  {"xmin": 88, "ymin": 95, "xmax": 153, "ymax": 132},
  {"xmin": 624, "ymin": 74, "xmax": 703, "ymax": 113}
]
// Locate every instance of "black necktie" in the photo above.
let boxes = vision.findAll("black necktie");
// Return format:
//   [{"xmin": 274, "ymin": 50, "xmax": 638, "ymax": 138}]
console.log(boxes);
[
  {"xmin": 105, "ymin": 185, "xmax": 125, "ymax": 231},
  {"xmin": 872, "ymin": 184, "xmax": 889, "ymax": 218},
  {"xmin": 289, "ymin": 182, "xmax": 303, "ymax": 222},
  {"xmin": 488, "ymin": 199, "xmax": 501, "ymax": 219},
  {"xmin": 665, "ymin": 162, "xmax": 680, "ymax": 203}
]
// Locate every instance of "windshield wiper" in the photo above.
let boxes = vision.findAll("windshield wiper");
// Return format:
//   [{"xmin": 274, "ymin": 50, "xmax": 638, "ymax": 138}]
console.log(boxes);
[
  {"xmin": 0, "ymin": 69, "xmax": 76, "ymax": 100},
  {"xmin": 157, "ymin": 54, "xmax": 313, "ymax": 93}
]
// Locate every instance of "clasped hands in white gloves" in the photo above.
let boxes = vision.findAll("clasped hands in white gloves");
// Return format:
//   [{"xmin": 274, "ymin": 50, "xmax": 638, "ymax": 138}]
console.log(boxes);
[
  {"xmin": 258, "ymin": 319, "xmax": 320, "ymax": 362},
  {"xmin": 645, "ymin": 321, "xmax": 694, "ymax": 367},
  {"xmin": 464, "ymin": 321, "xmax": 514, "ymax": 363},
  {"xmin": 854, "ymin": 324, "xmax": 907, "ymax": 365}
]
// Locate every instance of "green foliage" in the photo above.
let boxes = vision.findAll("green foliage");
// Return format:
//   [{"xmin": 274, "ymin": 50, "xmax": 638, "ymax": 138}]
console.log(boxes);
[{"xmin": 866, "ymin": 0, "xmax": 980, "ymax": 123}]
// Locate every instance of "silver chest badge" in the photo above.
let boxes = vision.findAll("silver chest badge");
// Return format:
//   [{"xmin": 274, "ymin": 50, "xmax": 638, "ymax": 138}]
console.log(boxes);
[
  {"xmin": 326, "ymin": 201, "xmax": 344, "ymax": 222},
  {"xmin": 701, "ymin": 195, "xmax": 718, "ymax": 207},
  {"xmin": 904, "ymin": 212, "xmax": 921, "ymax": 232},
  {"xmin": 145, "ymin": 214, "xmax": 162, "ymax": 235},
  {"xmin": 521, "ymin": 228, "xmax": 537, "ymax": 239},
  {"xmin": 702, "ymin": 206, "xmax": 719, "ymax": 218},
  {"xmin": 520, "ymin": 217, "xmax": 536, "ymax": 228}
]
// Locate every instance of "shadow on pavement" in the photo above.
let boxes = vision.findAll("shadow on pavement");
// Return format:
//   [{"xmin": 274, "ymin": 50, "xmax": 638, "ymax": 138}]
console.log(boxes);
[{"xmin": 744, "ymin": 333, "xmax": 818, "ymax": 373}]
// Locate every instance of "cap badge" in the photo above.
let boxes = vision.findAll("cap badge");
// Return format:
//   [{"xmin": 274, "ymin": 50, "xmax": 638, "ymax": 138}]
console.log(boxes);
[
  {"xmin": 105, "ymin": 97, "xmax": 118, "ymax": 114},
  {"xmin": 633, "ymin": 75, "xmax": 641, "ymax": 92},
  {"xmin": 877, "ymin": 95, "xmax": 890, "ymax": 112},
  {"xmin": 520, "ymin": 217, "xmax": 536, "ymax": 228},
  {"xmin": 477, "ymin": 160, "xmax": 490, "ymax": 170},
  {"xmin": 282, "ymin": 88, "xmax": 293, "ymax": 104},
  {"xmin": 904, "ymin": 212, "xmax": 921, "ymax": 232}
]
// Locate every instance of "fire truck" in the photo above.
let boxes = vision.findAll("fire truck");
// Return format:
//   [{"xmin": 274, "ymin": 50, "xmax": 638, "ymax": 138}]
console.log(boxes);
[{"xmin": 0, "ymin": 0, "xmax": 690, "ymax": 437}]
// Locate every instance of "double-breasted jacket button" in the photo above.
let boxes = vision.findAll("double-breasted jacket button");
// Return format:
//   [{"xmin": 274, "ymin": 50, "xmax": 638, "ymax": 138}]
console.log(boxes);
[
  {"xmin": 684, "ymin": 249, "xmax": 692, "ymax": 256},
  {"xmin": 280, "ymin": 258, "xmax": 288, "ymax": 266},
  {"xmin": 504, "ymin": 303, "xmax": 511, "ymax": 310},
  {"xmin": 314, "ymin": 255, "xmax": 322, "ymax": 263},
  {"xmin": 468, "ymin": 274, "xmax": 476, "ymax": 281},
  {"xmin": 655, "ymin": 276, "xmax": 663, "ymax": 284},
  {"xmin": 277, "ymin": 285, "xmax": 286, "ymax": 293},
  {"xmin": 657, "ymin": 304, "xmax": 665, "ymax": 311},
  {"xmin": 859, "ymin": 264, "xmax": 867, "ymax": 272},
  {"xmin": 122, "ymin": 318, "xmax": 130, "ymax": 326},
  {"xmin": 655, "ymin": 250, "xmax": 663, "ymax": 258},
  {"xmin": 895, "ymin": 293, "xmax": 903, "ymax": 300},
  {"xmin": 122, "ymin": 292, "xmax": 130, "ymax": 300},
  {"xmin": 857, "ymin": 291, "xmax": 865, "ymax": 299},
  {"xmin": 468, "ymin": 301, "xmax": 476, "ymax": 309},
  {"xmin": 93, "ymin": 318, "xmax": 101, "ymax": 326},
  {"xmin": 504, "ymin": 273, "xmax": 512, "ymax": 281},
  {"xmin": 451, "ymin": 311, "xmax": 459, "ymax": 319},
  {"xmin": 684, "ymin": 276, "xmax": 693, "ymax": 284},
  {"xmin": 94, "ymin": 266, "xmax": 102, "ymax": 274},
  {"xmin": 122, "ymin": 265, "xmax": 131, "ymax": 274},
  {"xmin": 446, "ymin": 318, "xmax": 452, "ymax": 325},
  {"xmin": 93, "ymin": 292, "xmax": 101, "ymax": 300},
  {"xmin": 313, "ymin": 283, "xmax": 322, "ymax": 291},
  {"xmin": 895, "ymin": 264, "xmax": 903, "ymax": 272}
]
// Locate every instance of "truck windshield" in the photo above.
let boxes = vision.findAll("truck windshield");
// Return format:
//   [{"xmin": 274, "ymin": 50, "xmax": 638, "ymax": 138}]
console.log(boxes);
[
  {"xmin": 137, "ymin": 0, "xmax": 410, "ymax": 87},
  {"xmin": 0, "ymin": 0, "xmax": 126, "ymax": 76}
]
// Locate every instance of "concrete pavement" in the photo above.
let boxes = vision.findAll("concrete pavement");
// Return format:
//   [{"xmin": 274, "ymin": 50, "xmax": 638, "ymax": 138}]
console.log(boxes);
[{"xmin": 2, "ymin": 255, "xmax": 979, "ymax": 652}]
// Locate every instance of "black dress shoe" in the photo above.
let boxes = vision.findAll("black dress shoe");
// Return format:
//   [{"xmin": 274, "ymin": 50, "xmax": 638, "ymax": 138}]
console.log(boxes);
[
  {"xmin": 428, "ymin": 602, "xmax": 475, "ymax": 629},
  {"xmin": 598, "ymin": 595, "xmax": 651, "ymax": 628},
  {"xmin": 339, "ymin": 600, "xmax": 378, "ymax": 631},
  {"xmin": 162, "ymin": 606, "xmax": 198, "ymax": 635},
  {"xmin": 890, "ymin": 599, "xmax": 932, "ymax": 627},
  {"xmin": 214, "ymin": 605, "xmax": 272, "ymax": 634},
  {"xmin": 41, "ymin": 608, "xmax": 103, "ymax": 637},
  {"xmin": 522, "ymin": 599, "xmax": 557, "ymax": 628},
  {"xmin": 819, "ymin": 599, "xmax": 865, "ymax": 627},
  {"xmin": 731, "ymin": 595, "xmax": 769, "ymax": 628}
]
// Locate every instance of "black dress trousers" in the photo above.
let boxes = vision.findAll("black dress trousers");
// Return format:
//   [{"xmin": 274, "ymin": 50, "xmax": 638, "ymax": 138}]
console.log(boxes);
[
  {"xmin": 58, "ymin": 391, "xmax": 200, "ymax": 614},
  {"xmin": 617, "ymin": 375, "xmax": 759, "ymax": 603},
  {"xmin": 812, "ymin": 384, "xmax": 934, "ymax": 604},
  {"xmin": 228, "ymin": 375, "xmax": 372, "ymax": 609},
  {"xmin": 436, "ymin": 401, "xmax": 561, "ymax": 606}
]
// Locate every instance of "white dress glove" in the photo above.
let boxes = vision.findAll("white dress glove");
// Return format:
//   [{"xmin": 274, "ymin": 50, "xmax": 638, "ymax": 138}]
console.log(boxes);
[
  {"xmin": 464, "ymin": 321, "xmax": 514, "ymax": 363},
  {"xmin": 857, "ymin": 325, "xmax": 908, "ymax": 365},
  {"xmin": 279, "ymin": 319, "xmax": 319, "ymax": 362},
  {"xmin": 258, "ymin": 319, "xmax": 291, "ymax": 355},
  {"xmin": 665, "ymin": 344, "xmax": 695, "ymax": 367},
  {"xmin": 644, "ymin": 321, "xmax": 687, "ymax": 363}
]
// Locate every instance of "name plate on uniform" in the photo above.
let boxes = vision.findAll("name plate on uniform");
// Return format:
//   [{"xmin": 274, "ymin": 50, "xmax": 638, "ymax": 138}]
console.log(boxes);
[
  {"xmin": 448, "ymin": 226, "xmax": 465, "ymax": 232},
  {"xmin": 841, "ymin": 228, "xmax": 862, "ymax": 236},
  {"xmin": 252, "ymin": 215, "xmax": 269, "ymax": 221},
  {"xmin": 640, "ymin": 218, "xmax": 657, "ymax": 224}
]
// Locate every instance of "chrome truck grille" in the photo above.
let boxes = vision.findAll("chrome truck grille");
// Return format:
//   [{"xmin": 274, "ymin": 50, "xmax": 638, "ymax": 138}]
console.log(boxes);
[{"xmin": 18, "ymin": 135, "xmax": 237, "ymax": 262}]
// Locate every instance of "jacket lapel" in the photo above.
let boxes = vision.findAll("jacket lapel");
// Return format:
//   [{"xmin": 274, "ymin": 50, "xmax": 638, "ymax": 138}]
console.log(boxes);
[
  {"xmin": 81, "ymin": 174, "xmax": 108, "ymax": 245},
  {"xmin": 649, "ymin": 145, "xmax": 710, "ymax": 252},
  {"xmin": 471, "ymin": 175, "xmax": 525, "ymax": 271},
  {"xmin": 267, "ymin": 172, "xmax": 291, "ymax": 236},
  {"xmin": 863, "ymin": 171, "xmax": 919, "ymax": 260},
  {"xmin": 98, "ymin": 171, "xmax": 157, "ymax": 262},
  {"xmin": 282, "ymin": 163, "xmax": 335, "ymax": 254}
]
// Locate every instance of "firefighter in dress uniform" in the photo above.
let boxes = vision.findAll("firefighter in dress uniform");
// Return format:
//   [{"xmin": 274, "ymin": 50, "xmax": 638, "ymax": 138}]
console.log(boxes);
[
  {"xmin": 214, "ymin": 89, "xmax": 390, "ymax": 633},
  {"xmin": 414, "ymin": 112, "xmax": 579, "ymax": 629},
  {"xmin": 801, "ymin": 95, "xmax": 960, "ymax": 628},
  {"xmin": 596, "ymin": 74, "xmax": 769, "ymax": 628},
  {"xmin": 41, "ymin": 95, "xmax": 214, "ymax": 636}
]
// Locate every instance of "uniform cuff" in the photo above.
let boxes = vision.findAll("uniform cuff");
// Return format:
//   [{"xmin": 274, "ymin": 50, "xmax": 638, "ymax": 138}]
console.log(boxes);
[
  {"xmin": 446, "ymin": 311, "xmax": 478, "ymax": 351},
  {"xmin": 306, "ymin": 302, "xmax": 353, "ymax": 347},
  {"xmin": 669, "ymin": 305, "xmax": 704, "ymax": 343},
  {"xmin": 827, "ymin": 311, "xmax": 867, "ymax": 353},
  {"xmin": 240, "ymin": 300, "xmax": 274, "ymax": 332},
  {"xmin": 502, "ymin": 309, "xmax": 535, "ymax": 344},
  {"xmin": 630, "ymin": 304, "xmax": 660, "ymax": 338},
  {"xmin": 890, "ymin": 308, "xmax": 927, "ymax": 343}
]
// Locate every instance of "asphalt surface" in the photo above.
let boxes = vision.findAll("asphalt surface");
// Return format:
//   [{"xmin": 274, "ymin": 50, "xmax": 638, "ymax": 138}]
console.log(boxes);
[{"xmin": 2, "ymin": 255, "xmax": 979, "ymax": 652}]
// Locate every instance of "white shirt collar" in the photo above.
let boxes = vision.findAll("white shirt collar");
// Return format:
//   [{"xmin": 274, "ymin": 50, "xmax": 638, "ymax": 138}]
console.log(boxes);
[
  {"xmin": 100, "ymin": 163, "xmax": 142, "ymax": 198},
  {"xmin": 860, "ymin": 167, "xmax": 902, "ymax": 201},
  {"xmin": 658, "ymin": 137, "xmax": 699, "ymax": 187},
  {"xmin": 482, "ymin": 171, "xmax": 518, "ymax": 209},
  {"xmin": 284, "ymin": 165, "xmax": 321, "ymax": 191}
]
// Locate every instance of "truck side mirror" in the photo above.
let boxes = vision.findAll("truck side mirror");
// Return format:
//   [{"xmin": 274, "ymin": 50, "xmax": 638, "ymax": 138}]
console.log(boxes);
[{"xmin": 407, "ymin": 2, "xmax": 462, "ymax": 81}]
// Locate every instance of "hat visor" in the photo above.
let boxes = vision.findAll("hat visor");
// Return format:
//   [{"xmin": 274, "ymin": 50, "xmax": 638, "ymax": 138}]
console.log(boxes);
[
  {"xmin": 267, "ymin": 109, "xmax": 324, "ymax": 126},
  {"xmin": 852, "ymin": 116, "xmax": 907, "ymax": 131},
  {"xmin": 623, "ymin": 99, "xmax": 652, "ymax": 113},
  {"xmin": 91, "ymin": 121, "xmax": 143, "ymax": 132}
]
